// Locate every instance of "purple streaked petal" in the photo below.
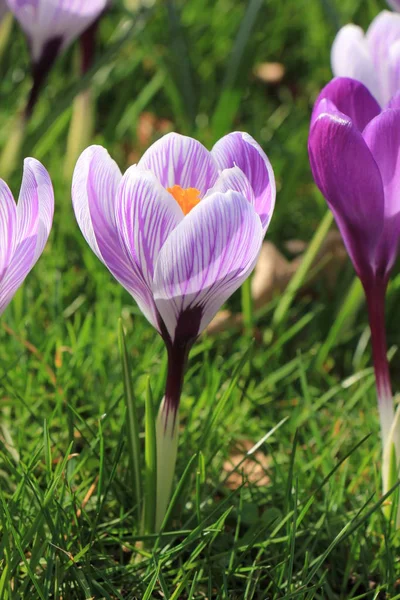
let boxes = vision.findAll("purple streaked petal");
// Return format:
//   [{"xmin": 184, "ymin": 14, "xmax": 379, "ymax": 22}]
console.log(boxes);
[
  {"xmin": 205, "ymin": 166, "xmax": 255, "ymax": 207},
  {"xmin": 138, "ymin": 133, "xmax": 219, "ymax": 196},
  {"xmin": 0, "ymin": 158, "xmax": 54, "ymax": 315},
  {"xmin": 331, "ymin": 24, "xmax": 381, "ymax": 104},
  {"xmin": 72, "ymin": 145, "xmax": 121, "ymax": 263},
  {"xmin": 366, "ymin": 10, "xmax": 400, "ymax": 104},
  {"xmin": 115, "ymin": 166, "xmax": 183, "ymax": 327},
  {"xmin": 363, "ymin": 108, "xmax": 400, "ymax": 274},
  {"xmin": 153, "ymin": 191, "xmax": 263, "ymax": 343},
  {"xmin": 311, "ymin": 77, "xmax": 381, "ymax": 131},
  {"xmin": 6, "ymin": 0, "xmax": 107, "ymax": 62},
  {"xmin": 309, "ymin": 108, "xmax": 385, "ymax": 278},
  {"xmin": 73, "ymin": 146, "xmax": 161, "ymax": 326},
  {"xmin": 211, "ymin": 132, "xmax": 275, "ymax": 232},
  {"xmin": 0, "ymin": 180, "xmax": 16, "ymax": 282}
]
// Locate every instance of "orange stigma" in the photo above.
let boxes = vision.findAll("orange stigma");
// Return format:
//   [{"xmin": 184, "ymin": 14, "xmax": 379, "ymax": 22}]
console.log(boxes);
[{"xmin": 167, "ymin": 185, "xmax": 201, "ymax": 215}]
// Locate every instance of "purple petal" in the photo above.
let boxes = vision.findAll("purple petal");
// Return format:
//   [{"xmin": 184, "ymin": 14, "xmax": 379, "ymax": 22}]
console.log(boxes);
[
  {"xmin": 387, "ymin": 89, "xmax": 400, "ymax": 108},
  {"xmin": 0, "ymin": 159, "xmax": 54, "ymax": 315},
  {"xmin": 363, "ymin": 108, "xmax": 400, "ymax": 274},
  {"xmin": 0, "ymin": 180, "xmax": 16, "ymax": 283},
  {"xmin": 205, "ymin": 166, "xmax": 255, "ymax": 206},
  {"xmin": 331, "ymin": 24, "xmax": 381, "ymax": 104},
  {"xmin": 212, "ymin": 132, "xmax": 275, "ymax": 232},
  {"xmin": 153, "ymin": 191, "xmax": 263, "ymax": 342},
  {"xmin": 73, "ymin": 145, "xmax": 161, "ymax": 326},
  {"xmin": 6, "ymin": 0, "xmax": 107, "ymax": 62},
  {"xmin": 138, "ymin": 133, "xmax": 219, "ymax": 196},
  {"xmin": 387, "ymin": 40, "xmax": 400, "ymax": 102},
  {"xmin": 366, "ymin": 10, "xmax": 400, "ymax": 104},
  {"xmin": 311, "ymin": 77, "xmax": 381, "ymax": 131},
  {"xmin": 309, "ymin": 107, "xmax": 385, "ymax": 278},
  {"xmin": 387, "ymin": 0, "xmax": 400, "ymax": 11},
  {"xmin": 115, "ymin": 166, "xmax": 183, "ymax": 328}
]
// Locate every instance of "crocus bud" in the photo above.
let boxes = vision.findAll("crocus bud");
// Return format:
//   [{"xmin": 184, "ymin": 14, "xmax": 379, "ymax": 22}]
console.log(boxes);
[
  {"xmin": 331, "ymin": 11, "xmax": 400, "ymax": 106},
  {"xmin": 6, "ymin": 0, "xmax": 107, "ymax": 116}
]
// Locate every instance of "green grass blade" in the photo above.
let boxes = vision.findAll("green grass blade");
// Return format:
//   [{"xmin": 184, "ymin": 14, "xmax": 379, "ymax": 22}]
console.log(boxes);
[
  {"xmin": 118, "ymin": 319, "xmax": 142, "ymax": 528},
  {"xmin": 144, "ymin": 377, "xmax": 157, "ymax": 535}
]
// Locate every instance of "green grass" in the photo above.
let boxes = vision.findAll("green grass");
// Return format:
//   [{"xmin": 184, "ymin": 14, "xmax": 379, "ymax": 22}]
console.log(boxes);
[{"xmin": 1, "ymin": 0, "xmax": 400, "ymax": 597}]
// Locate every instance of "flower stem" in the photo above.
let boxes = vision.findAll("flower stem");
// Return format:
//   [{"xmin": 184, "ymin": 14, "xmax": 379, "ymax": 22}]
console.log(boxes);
[
  {"xmin": 155, "ymin": 343, "xmax": 188, "ymax": 530},
  {"xmin": 363, "ymin": 278, "xmax": 394, "ymax": 452}
]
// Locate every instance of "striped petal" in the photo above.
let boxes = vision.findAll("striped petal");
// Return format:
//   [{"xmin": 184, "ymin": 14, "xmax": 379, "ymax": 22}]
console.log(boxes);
[
  {"xmin": 366, "ymin": 10, "xmax": 400, "ymax": 105},
  {"xmin": 153, "ymin": 191, "xmax": 263, "ymax": 343},
  {"xmin": 205, "ymin": 166, "xmax": 255, "ymax": 207},
  {"xmin": 211, "ymin": 132, "xmax": 275, "ymax": 233},
  {"xmin": 331, "ymin": 24, "xmax": 381, "ymax": 104},
  {"xmin": 0, "ymin": 159, "xmax": 54, "ymax": 315},
  {"xmin": 0, "ymin": 180, "xmax": 16, "ymax": 283},
  {"xmin": 309, "ymin": 102, "xmax": 385, "ymax": 279},
  {"xmin": 72, "ymin": 146, "xmax": 149, "ymax": 311},
  {"xmin": 138, "ymin": 133, "xmax": 219, "ymax": 196},
  {"xmin": 115, "ymin": 166, "xmax": 183, "ymax": 329},
  {"xmin": 6, "ymin": 0, "xmax": 107, "ymax": 62}
]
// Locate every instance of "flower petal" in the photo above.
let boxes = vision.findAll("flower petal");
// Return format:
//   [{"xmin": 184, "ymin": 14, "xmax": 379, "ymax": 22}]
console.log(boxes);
[
  {"xmin": 153, "ymin": 191, "xmax": 263, "ymax": 342},
  {"xmin": 363, "ymin": 108, "xmax": 400, "ymax": 274},
  {"xmin": 0, "ymin": 180, "xmax": 16, "ymax": 283},
  {"xmin": 387, "ymin": 39, "xmax": 400, "ymax": 102},
  {"xmin": 138, "ymin": 133, "xmax": 219, "ymax": 196},
  {"xmin": 331, "ymin": 24, "xmax": 381, "ymax": 104},
  {"xmin": 212, "ymin": 132, "xmax": 275, "ymax": 232},
  {"xmin": 205, "ymin": 166, "xmax": 255, "ymax": 206},
  {"xmin": 6, "ymin": 0, "xmax": 107, "ymax": 62},
  {"xmin": 115, "ymin": 166, "xmax": 183, "ymax": 328},
  {"xmin": 309, "ymin": 104, "xmax": 385, "ymax": 278},
  {"xmin": 0, "ymin": 159, "xmax": 54, "ymax": 315},
  {"xmin": 366, "ymin": 10, "xmax": 400, "ymax": 104},
  {"xmin": 72, "ymin": 146, "xmax": 157, "ymax": 321},
  {"xmin": 311, "ymin": 77, "xmax": 381, "ymax": 131}
]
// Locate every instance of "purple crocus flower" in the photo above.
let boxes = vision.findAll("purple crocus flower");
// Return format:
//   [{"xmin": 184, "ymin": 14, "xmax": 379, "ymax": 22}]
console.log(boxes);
[
  {"xmin": 388, "ymin": 0, "xmax": 400, "ymax": 11},
  {"xmin": 308, "ymin": 76, "xmax": 400, "ymax": 485},
  {"xmin": 0, "ymin": 159, "xmax": 54, "ymax": 314},
  {"xmin": 6, "ymin": 0, "xmax": 107, "ymax": 116},
  {"xmin": 331, "ymin": 11, "xmax": 400, "ymax": 106},
  {"xmin": 72, "ymin": 131, "xmax": 275, "ymax": 527}
]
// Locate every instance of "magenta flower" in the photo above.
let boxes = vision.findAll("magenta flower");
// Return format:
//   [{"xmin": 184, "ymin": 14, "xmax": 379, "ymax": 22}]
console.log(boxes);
[
  {"xmin": 331, "ymin": 11, "xmax": 400, "ymax": 106},
  {"xmin": 6, "ymin": 0, "xmax": 107, "ymax": 116},
  {"xmin": 0, "ymin": 159, "xmax": 54, "ymax": 315},
  {"xmin": 308, "ymin": 76, "xmax": 400, "ymax": 489},
  {"xmin": 72, "ymin": 131, "xmax": 275, "ymax": 527}
]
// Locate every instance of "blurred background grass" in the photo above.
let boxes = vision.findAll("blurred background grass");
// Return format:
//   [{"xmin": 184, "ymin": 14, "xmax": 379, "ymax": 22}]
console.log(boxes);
[{"xmin": 1, "ymin": 0, "xmax": 400, "ymax": 598}]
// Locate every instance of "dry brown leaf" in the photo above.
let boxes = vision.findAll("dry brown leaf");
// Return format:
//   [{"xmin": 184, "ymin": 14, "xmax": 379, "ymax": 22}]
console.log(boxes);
[
  {"xmin": 254, "ymin": 62, "xmax": 285, "ymax": 84},
  {"xmin": 223, "ymin": 440, "xmax": 271, "ymax": 489},
  {"xmin": 206, "ymin": 230, "xmax": 347, "ymax": 336}
]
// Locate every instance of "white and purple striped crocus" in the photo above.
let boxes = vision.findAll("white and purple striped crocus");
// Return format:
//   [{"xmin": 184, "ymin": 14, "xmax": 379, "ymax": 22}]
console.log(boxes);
[
  {"xmin": 72, "ymin": 132, "xmax": 275, "ymax": 527},
  {"xmin": 331, "ymin": 10, "xmax": 400, "ymax": 107},
  {"xmin": 308, "ymin": 76, "xmax": 400, "ymax": 493},
  {"xmin": 6, "ymin": 0, "xmax": 107, "ymax": 115},
  {"xmin": 0, "ymin": 159, "xmax": 54, "ymax": 315}
]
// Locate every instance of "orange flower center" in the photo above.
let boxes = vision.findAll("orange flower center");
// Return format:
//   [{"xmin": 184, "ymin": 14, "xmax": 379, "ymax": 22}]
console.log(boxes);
[{"xmin": 167, "ymin": 185, "xmax": 201, "ymax": 215}]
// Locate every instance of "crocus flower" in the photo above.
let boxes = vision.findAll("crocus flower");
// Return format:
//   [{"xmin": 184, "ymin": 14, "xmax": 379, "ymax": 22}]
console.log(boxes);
[
  {"xmin": 308, "ymin": 76, "xmax": 400, "ymax": 492},
  {"xmin": 6, "ymin": 0, "xmax": 107, "ymax": 116},
  {"xmin": 331, "ymin": 10, "xmax": 400, "ymax": 106},
  {"xmin": 388, "ymin": 0, "xmax": 400, "ymax": 11},
  {"xmin": 72, "ymin": 132, "xmax": 275, "ymax": 527},
  {"xmin": 0, "ymin": 159, "xmax": 54, "ymax": 315}
]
